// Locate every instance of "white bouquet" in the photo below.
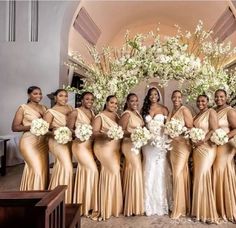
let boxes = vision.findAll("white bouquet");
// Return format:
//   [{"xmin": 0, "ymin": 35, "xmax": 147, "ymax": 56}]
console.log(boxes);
[
  {"xmin": 188, "ymin": 127, "xmax": 206, "ymax": 143},
  {"xmin": 75, "ymin": 123, "xmax": 93, "ymax": 141},
  {"xmin": 107, "ymin": 125, "xmax": 124, "ymax": 140},
  {"xmin": 210, "ymin": 128, "xmax": 228, "ymax": 145},
  {"xmin": 54, "ymin": 127, "xmax": 72, "ymax": 144},
  {"xmin": 164, "ymin": 118, "xmax": 187, "ymax": 138},
  {"xmin": 131, "ymin": 126, "xmax": 152, "ymax": 154},
  {"xmin": 30, "ymin": 118, "xmax": 49, "ymax": 136},
  {"xmin": 145, "ymin": 115, "xmax": 164, "ymax": 136}
]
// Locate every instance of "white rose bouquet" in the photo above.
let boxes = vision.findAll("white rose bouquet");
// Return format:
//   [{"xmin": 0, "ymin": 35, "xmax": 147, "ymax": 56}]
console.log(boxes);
[
  {"xmin": 210, "ymin": 128, "xmax": 228, "ymax": 145},
  {"xmin": 131, "ymin": 126, "xmax": 152, "ymax": 154},
  {"xmin": 107, "ymin": 125, "xmax": 124, "ymax": 140},
  {"xmin": 188, "ymin": 127, "xmax": 206, "ymax": 143},
  {"xmin": 30, "ymin": 118, "xmax": 49, "ymax": 136},
  {"xmin": 75, "ymin": 123, "xmax": 93, "ymax": 141},
  {"xmin": 54, "ymin": 127, "xmax": 72, "ymax": 144},
  {"xmin": 145, "ymin": 115, "xmax": 164, "ymax": 136},
  {"xmin": 164, "ymin": 118, "xmax": 187, "ymax": 138}
]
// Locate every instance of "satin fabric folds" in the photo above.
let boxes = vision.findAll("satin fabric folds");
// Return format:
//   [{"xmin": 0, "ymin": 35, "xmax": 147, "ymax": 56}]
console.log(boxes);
[
  {"xmin": 19, "ymin": 104, "xmax": 49, "ymax": 191},
  {"xmin": 94, "ymin": 113, "xmax": 123, "ymax": 220},
  {"xmin": 121, "ymin": 110, "xmax": 144, "ymax": 216},
  {"xmin": 191, "ymin": 109, "xmax": 218, "ymax": 223},
  {"xmin": 47, "ymin": 109, "xmax": 73, "ymax": 204},
  {"xmin": 213, "ymin": 107, "xmax": 236, "ymax": 221},
  {"xmin": 167, "ymin": 106, "xmax": 191, "ymax": 219},
  {"xmin": 72, "ymin": 108, "xmax": 98, "ymax": 216}
]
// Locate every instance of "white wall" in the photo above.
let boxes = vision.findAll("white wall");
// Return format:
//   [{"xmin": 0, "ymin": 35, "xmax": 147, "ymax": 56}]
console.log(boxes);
[{"xmin": 0, "ymin": 0, "xmax": 79, "ymax": 135}]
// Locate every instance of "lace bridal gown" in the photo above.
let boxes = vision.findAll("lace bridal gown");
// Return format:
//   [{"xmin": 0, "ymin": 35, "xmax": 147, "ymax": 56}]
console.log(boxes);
[{"xmin": 142, "ymin": 114, "xmax": 173, "ymax": 216}]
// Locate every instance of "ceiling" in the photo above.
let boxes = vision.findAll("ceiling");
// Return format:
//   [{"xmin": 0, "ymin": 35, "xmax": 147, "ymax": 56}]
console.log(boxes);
[
  {"xmin": 69, "ymin": 0, "xmax": 236, "ymax": 62},
  {"xmin": 81, "ymin": 0, "xmax": 235, "ymax": 44}
]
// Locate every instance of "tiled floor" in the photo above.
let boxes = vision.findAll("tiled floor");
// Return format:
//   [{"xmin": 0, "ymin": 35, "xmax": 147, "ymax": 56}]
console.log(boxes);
[{"xmin": 0, "ymin": 164, "xmax": 235, "ymax": 228}]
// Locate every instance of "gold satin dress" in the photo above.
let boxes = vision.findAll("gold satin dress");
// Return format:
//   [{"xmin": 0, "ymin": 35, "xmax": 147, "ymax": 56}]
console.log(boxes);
[
  {"xmin": 121, "ymin": 110, "xmax": 144, "ymax": 216},
  {"xmin": 72, "ymin": 108, "xmax": 99, "ymax": 216},
  {"xmin": 191, "ymin": 109, "xmax": 218, "ymax": 222},
  {"xmin": 19, "ymin": 104, "xmax": 49, "ymax": 191},
  {"xmin": 94, "ymin": 113, "xmax": 123, "ymax": 220},
  {"xmin": 47, "ymin": 109, "xmax": 73, "ymax": 204},
  {"xmin": 167, "ymin": 106, "xmax": 191, "ymax": 219},
  {"xmin": 213, "ymin": 106, "xmax": 236, "ymax": 221}
]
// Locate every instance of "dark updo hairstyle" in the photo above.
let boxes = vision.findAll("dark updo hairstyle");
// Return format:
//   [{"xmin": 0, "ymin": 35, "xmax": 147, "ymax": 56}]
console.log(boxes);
[
  {"xmin": 103, "ymin": 95, "xmax": 116, "ymax": 110},
  {"xmin": 53, "ymin": 89, "xmax": 67, "ymax": 97},
  {"xmin": 214, "ymin": 89, "xmax": 229, "ymax": 105},
  {"xmin": 27, "ymin": 86, "xmax": 41, "ymax": 103},
  {"xmin": 80, "ymin": 91, "xmax": 94, "ymax": 107},
  {"xmin": 197, "ymin": 94, "xmax": 209, "ymax": 102},
  {"xmin": 141, "ymin": 87, "xmax": 160, "ymax": 119},
  {"xmin": 81, "ymin": 91, "xmax": 94, "ymax": 100},
  {"xmin": 171, "ymin": 90, "xmax": 182, "ymax": 98},
  {"xmin": 123, "ymin": 93, "xmax": 138, "ymax": 111},
  {"xmin": 214, "ymin": 89, "xmax": 227, "ymax": 97}
]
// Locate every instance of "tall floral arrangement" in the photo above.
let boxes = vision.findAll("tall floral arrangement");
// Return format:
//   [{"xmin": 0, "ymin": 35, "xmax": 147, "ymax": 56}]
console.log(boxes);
[{"xmin": 66, "ymin": 21, "xmax": 236, "ymax": 111}]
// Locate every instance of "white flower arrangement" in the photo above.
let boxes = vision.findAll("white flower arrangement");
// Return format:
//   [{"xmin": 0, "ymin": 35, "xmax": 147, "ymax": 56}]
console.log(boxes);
[
  {"xmin": 75, "ymin": 123, "xmax": 93, "ymax": 141},
  {"xmin": 54, "ymin": 127, "xmax": 72, "ymax": 144},
  {"xmin": 131, "ymin": 126, "xmax": 152, "ymax": 154},
  {"xmin": 188, "ymin": 127, "xmax": 206, "ymax": 143},
  {"xmin": 30, "ymin": 118, "xmax": 49, "ymax": 136},
  {"xmin": 165, "ymin": 119, "xmax": 187, "ymax": 138},
  {"xmin": 210, "ymin": 128, "xmax": 229, "ymax": 145},
  {"xmin": 65, "ymin": 21, "xmax": 236, "ymax": 111},
  {"xmin": 107, "ymin": 125, "xmax": 124, "ymax": 140}
]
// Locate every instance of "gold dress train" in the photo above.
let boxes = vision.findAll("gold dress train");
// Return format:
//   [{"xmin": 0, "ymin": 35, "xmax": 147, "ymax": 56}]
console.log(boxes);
[
  {"xmin": 94, "ymin": 113, "xmax": 123, "ymax": 220},
  {"xmin": 191, "ymin": 109, "xmax": 218, "ymax": 222},
  {"xmin": 167, "ymin": 106, "xmax": 191, "ymax": 219},
  {"xmin": 121, "ymin": 110, "xmax": 144, "ymax": 216},
  {"xmin": 47, "ymin": 109, "xmax": 73, "ymax": 204},
  {"xmin": 19, "ymin": 104, "xmax": 49, "ymax": 191},
  {"xmin": 72, "ymin": 108, "xmax": 98, "ymax": 216},
  {"xmin": 213, "ymin": 106, "xmax": 236, "ymax": 221}
]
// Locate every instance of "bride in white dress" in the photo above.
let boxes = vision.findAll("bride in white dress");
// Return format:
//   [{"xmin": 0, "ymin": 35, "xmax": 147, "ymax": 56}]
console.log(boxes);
[{"xmin": 141, "ymin": 87, "xmax": 172, "ymax": 216}]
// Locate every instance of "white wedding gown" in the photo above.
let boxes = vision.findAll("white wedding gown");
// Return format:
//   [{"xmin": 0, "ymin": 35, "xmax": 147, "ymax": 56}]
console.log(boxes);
[{"xmin": 142, "ymin": 114, "xmax": 173, "ymax": 216}]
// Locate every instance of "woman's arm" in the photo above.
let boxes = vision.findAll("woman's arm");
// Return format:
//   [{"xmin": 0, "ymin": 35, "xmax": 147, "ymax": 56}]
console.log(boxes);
[
  {"xmin": 12, "ymin": 107, "xmax": 30, "ymax": 132},
  {"xmin": 43, "ymin": 111, "xmax": 54, "ymax": 130},
  {"xmin": 227, "ymin": 109, "xmax": 236, "ymax": 139},
  {"xmin": 67, "ymin": 110, "xmax": 77, "ymax": 133},
  {"xmin": 119, "ymin": 112, "xmax": 131, "ymax": 137},
  {"xmin": 92, "ymin": 116, "xmax": 108, "ymax": 139},
  {"xmin": 183, "ymin": 107, "xmax": 193, "ymax": 128},
  {"xmin": 205, "ymin": 109, "xmax": 218, "ymax": 142}
]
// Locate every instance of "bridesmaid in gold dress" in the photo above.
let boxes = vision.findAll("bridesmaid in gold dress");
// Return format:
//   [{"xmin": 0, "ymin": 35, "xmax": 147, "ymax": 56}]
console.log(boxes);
[
  {"xmin": 67, "ymin": 92, "xmax": 99, "ymax": 216},
  {"xmin": 12, "ymin": 86, "xmax": 48, "ymax": 190},
  {"xmin": 44, "ymin": 89, "xmax": 73, "ymax": 204},
  {"xmin": 191, "ymin": 95, "xmax": 219, "ymax": 223},
  {"xmin": 213, "ymin": 89, "xmax": 236, "ymax": 222},
  {"xmin": 93, "ymin": 95, "xmax": 123, "ymax": 220},
  {"xmin": 119, "ymin": 93, "xmax": 144, "ymax": 216},
  {"xmin": 167, "ymin": 90, "xmax": 193, "ymax": 219}
]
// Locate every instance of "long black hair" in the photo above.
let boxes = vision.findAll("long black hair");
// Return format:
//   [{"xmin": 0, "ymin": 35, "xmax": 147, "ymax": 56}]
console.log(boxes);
[
  {"xmin": 27, "ymin": 86, "xmax": 41, "ymax": 103},
  {"xmin": 141, "ymin": 88, "xmax": 160, "ymax": 119},
  {"xmin": 123, "ymin": 93, "xmax": 137, "ymax": 111},
  {"xmin": 103, "ymin": 95, "xmax": 116, "ymax": 110}
]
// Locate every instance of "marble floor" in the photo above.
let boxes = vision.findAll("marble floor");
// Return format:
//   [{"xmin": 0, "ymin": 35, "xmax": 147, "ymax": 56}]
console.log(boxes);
[{"xmin": 0, "ymin": 164, "xmax": 235, "ymax": 228}]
